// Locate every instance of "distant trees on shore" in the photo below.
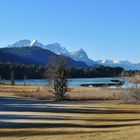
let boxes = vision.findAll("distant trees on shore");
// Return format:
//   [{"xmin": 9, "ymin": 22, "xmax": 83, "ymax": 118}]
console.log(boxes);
[
  {"xmin": 0, "ymin": 62, "xmax": 124, "ymax": 80},
  {"xmin": 0, "ymin": 62, "xmax": 46, "ymax": 80},
  {"xmin": 68, "ymin": 66, "xmax": 123, "ymax": 78},
  {"xmin": 122, "ymin": 70, "xmax": 140, "ymax": 77}
]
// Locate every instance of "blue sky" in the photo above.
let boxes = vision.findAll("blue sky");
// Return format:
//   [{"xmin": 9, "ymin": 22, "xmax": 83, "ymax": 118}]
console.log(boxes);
[{"xmin": 0, "ymin": 0, "xmax": 140, "ymax": 63}]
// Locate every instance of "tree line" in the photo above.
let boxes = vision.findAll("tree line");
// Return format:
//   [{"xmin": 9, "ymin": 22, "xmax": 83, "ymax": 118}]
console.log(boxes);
[
  {"xmin": 122, "ymin": 70, "xmax": 140, "ymax": 77},
  {"xmin": 0, "ymin": 62, "xmax": 124, "ymax": 80}
]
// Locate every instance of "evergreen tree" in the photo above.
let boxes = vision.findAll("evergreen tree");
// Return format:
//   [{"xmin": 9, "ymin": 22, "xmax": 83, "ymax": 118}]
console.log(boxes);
[
  {"xmin": 0, "ymin": 75, "xmax": 2, "ymax": 84},
  {"xmin": 48, "ymin": 59, "xmax": 69, "ymax": 101},
  {"xmin": 23, "ymin": 75, "xmax": 27, "ymax": 86},
  {"xmin": 10, "ymin": 71, "xmax": 15, "ymax": 85}
]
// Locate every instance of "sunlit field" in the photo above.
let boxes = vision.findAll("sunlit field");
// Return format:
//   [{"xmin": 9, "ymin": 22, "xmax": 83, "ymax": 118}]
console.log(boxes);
[
  {"xmin": 0, "ymin": 84, "xmax": 140, "ymax": 140},
  {"xmin": 0, "ymin": 98, "xmax": 140, "ymax": 140},
  {"xmin": 0, "ymin": 84, "xmax": 123, "ymax": 101}
]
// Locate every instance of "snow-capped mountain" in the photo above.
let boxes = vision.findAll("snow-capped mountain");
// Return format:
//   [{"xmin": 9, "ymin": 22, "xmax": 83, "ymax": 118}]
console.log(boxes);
[
  {"xmin": 30, "ymin": 40, "xmax": 44, "ymax": 48},
  {"xmin": 7, "ymin": 39, "xmax": 31, "ymax": 48},
  {"xmin": 44, "ymin": 43, "xmax": 70, "ymax": 55},
  {"xmin": 97, "ymin": 59, "xmax": 140, "ymax": 70},
  {"xmin": 6, "ymin": 39, "xmax": 140, "ymax": 70},
  {"xmin": 7, "ymin": 39, "xmax": 44, "ymax": 48},
  {"xmin": 97, "ymin": 59, "xmax": 114, "ymax": 65},
  {"xmin": 44, "ymin": 45, "xmax": 96, "ymax": 66},
  {"xmin": 70, "ymin": 49, "xmax": 96, "ymax": 66},
  {"xmin": 6, "ymin": 39, "xmax": 95, "ymax": 66}
]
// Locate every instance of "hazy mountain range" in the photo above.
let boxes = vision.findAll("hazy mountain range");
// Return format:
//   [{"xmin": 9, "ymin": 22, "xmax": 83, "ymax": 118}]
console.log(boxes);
[
  {"xmin": 0, "ymin": 46, "xmax": 87, "ymax": 68},
  {"xmin": 4, "ymin": 39, "xmax": 140, "ymax": 70},
  {"xmin": 7, "ymin": 39, "xmax": 96, "ymax": 66}
]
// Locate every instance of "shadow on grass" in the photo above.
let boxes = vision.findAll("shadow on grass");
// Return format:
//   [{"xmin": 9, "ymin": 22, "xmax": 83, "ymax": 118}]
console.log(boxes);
[
  {"xmin": 0, "ymin": 96, "xmax": 140, "ymax": 133},
  {"xmin": 0, "ymin": 129, "xmax": 121, "ymax": 137},
  {"xmin": 0, "ymin": 114, "xmax": 140, "ymax": 122},
  {"xmin": 0, "ymin": 121, "xmax": 140, "ymax": 129},
  {"xmin": 0, "ymin": 97, "xmax": 140, "ymax": 114}
]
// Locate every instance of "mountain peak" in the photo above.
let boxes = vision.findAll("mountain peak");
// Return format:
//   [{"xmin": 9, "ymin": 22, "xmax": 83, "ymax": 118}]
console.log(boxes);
[
  {"xmin": 45, "ymin": 43, "xmax": 69, "ymax": 55},
  {"xmin": 7, "ymin": 39, "xmax": 31, "ymax": 48},
  {"xmin": 102, "ymin": 59, "xmax": 112, "ymax": 64},
  {"xmin": 30, "ymin": 40, "xmax": 44, "ymax": 48},
  {"xmin": 113, "ymin": 60, "xmax": 122, "ymax": 64},
  {"xmin": 5, "ymin": 39, "xmax": 140, "ymax": 69},
  {"xmin": 72, "ymin": 48, "xmax": 88, "ymax": 59},
  {"xmin": 30, "ymin": 40, "xmax": 37, "ymax": 46},
  {"xmin": 78, "ymin": 48, "xmax": 85, "ymax": 52},
  {"xmin": 51, "ymin": 42, "xmax": 61, "ymax": 46},
  {"xmin": 7, "ymin": 39, "xmax": 45, "ymax": 48},
  {"xmin": 70, "ymin": 48, "xmax": 96, "ymax": 66},
  {"xmin": 6, "ymin": 39, "xmax": 95, "ymax": 66}
]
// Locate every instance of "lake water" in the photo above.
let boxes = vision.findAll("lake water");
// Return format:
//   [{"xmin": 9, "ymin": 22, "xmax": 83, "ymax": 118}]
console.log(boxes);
[{"xmin": 2, "ymin": 77, "xmax": 135, "ymax": 88}]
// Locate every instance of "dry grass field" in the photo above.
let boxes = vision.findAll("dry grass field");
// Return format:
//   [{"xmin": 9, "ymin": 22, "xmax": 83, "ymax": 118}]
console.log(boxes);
[
  {"xmin": 0, "ymin": 84, "xmax": 140, "ymax": 140},
  {"xmin": 0, "ymin": 84, "xmax": 123, "ymax": 101},
  {"xmin": 0, "ymin": 99, "xmax": 140, "ymax": 140},
  {"xmin": 129, "ymin": 76, "xmax": 140, "ymax": 84}
]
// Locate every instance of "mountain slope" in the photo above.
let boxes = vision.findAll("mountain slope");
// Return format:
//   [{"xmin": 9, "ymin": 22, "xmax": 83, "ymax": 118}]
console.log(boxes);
[
  {"xmin": 70, "ymin": 49, "xmax": 96, "ymax": 66},
  {"xmin": 45, "ymin": 43, "xmax": 70, "ymax": 55},
  {"xmin": 7, "ymin": 40, "xmax": 31, "ymax": 48},
  {"xmin": 0, "ymin": 47, "xmax": 87, "ymax": 68},
  {"xmin": 6, "ymin": 40, "xmax": 96, "ymax": 66},
  {"xmin": 97, "ymin": 59, "xmax": 140, "ymax": 70},
  {"xmin": 6, "ymin": 39, "xmax": 140, "ymax": 70}
]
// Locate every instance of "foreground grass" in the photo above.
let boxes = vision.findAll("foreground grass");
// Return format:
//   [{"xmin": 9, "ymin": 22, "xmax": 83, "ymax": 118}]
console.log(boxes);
[
  {"xmin": 0, "ymin": 101, "xmax": 140, "ymax": 140},
  {"xmin": 0, "ymin": 126, "xmax": 140, "ymax": 140},
  {"xmin": 0, "ymin": 85, "xmax": 140, "ymax": 139}
]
